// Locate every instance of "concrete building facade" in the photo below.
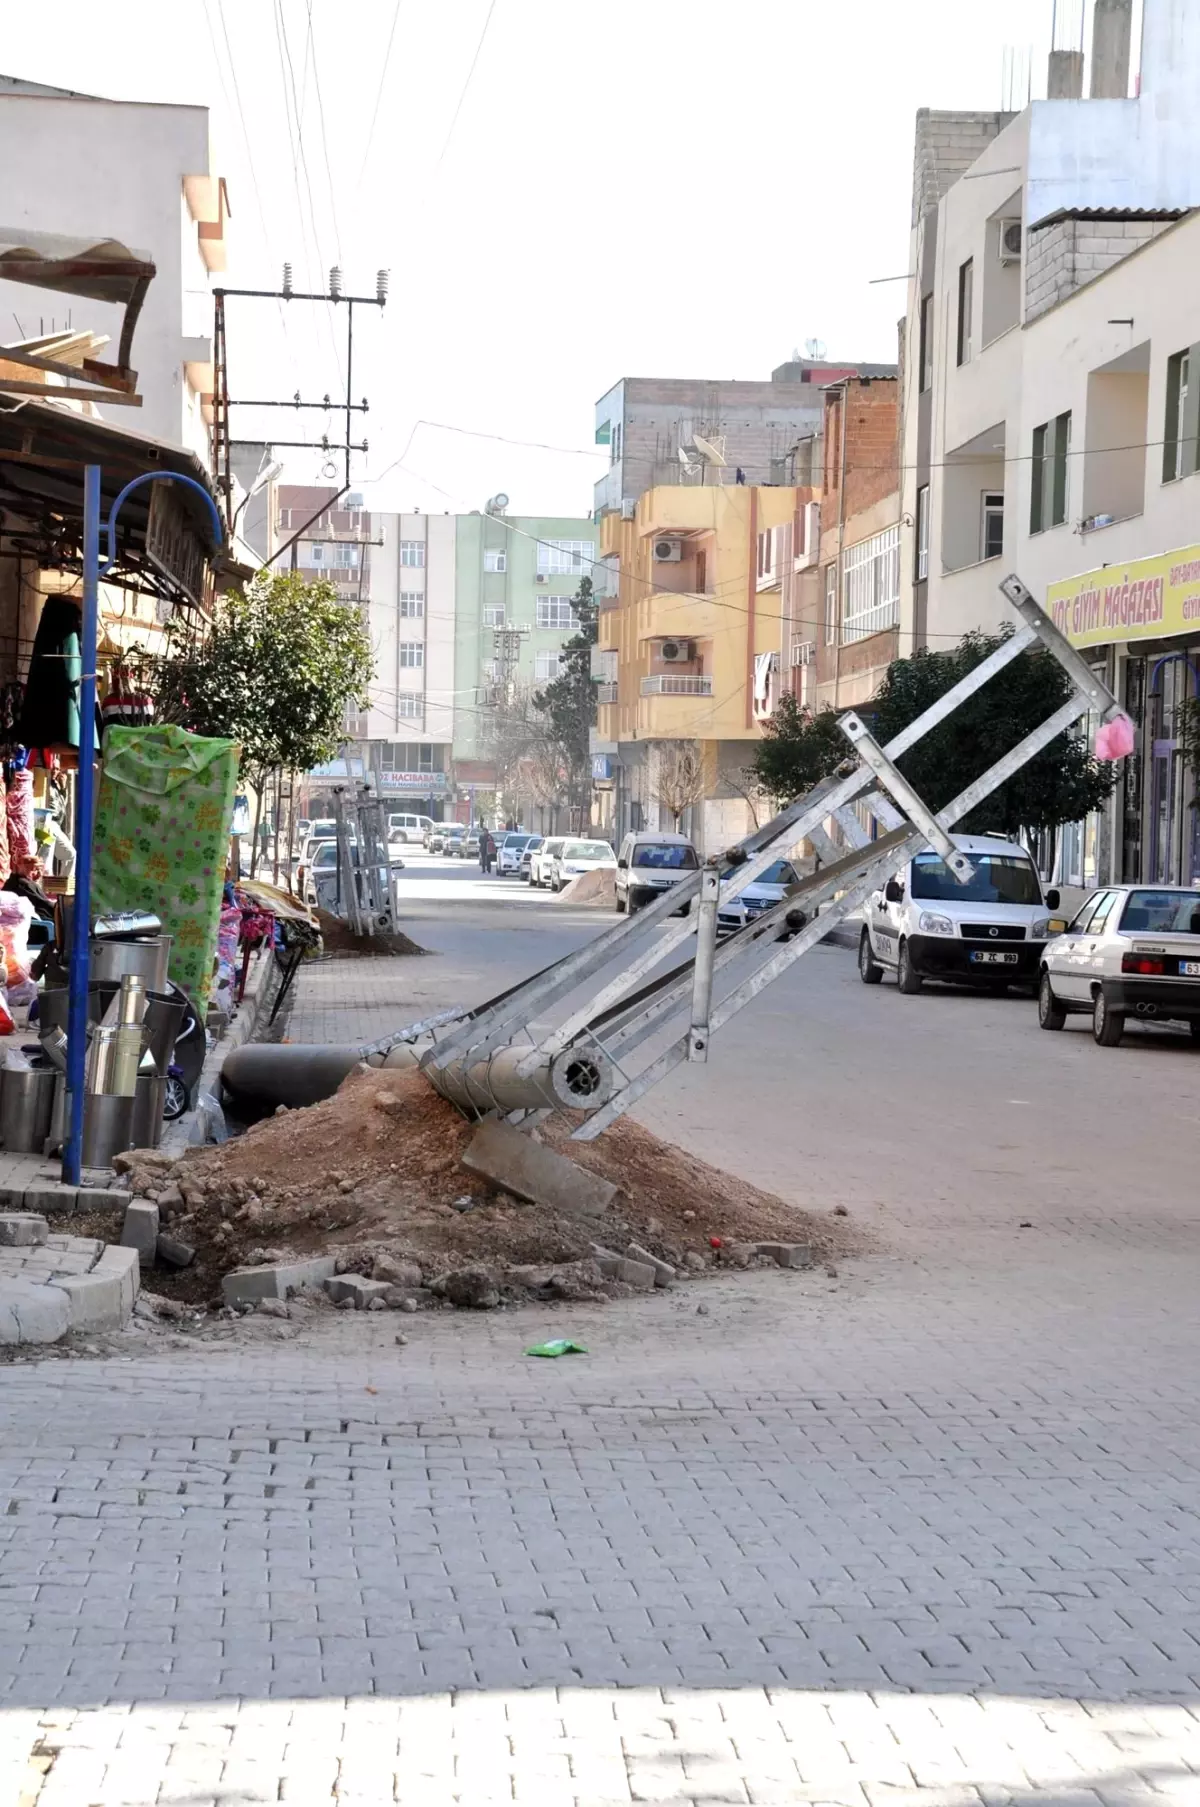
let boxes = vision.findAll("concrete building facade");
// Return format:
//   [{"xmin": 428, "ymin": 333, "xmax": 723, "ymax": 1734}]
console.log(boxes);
[
  {"xmin": 814, "ymin": 375, "xmax": 901, "ymax": 713},
  {"xmin": 898, "ymin": 0, "xmax": 1200, "ymax": 890},
  {"xmin": 0, "ymin": 74, "xmax": 228, "ymax": 465}
]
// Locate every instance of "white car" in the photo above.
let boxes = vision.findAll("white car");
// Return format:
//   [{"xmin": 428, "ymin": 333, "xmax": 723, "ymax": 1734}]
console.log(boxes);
[
  {"xmin": 1038, "ymin": 883, "xmax": 1200, "ymax": 1045},
  {"xmin": 548, "ymin": 839, "xmax": 617, "ymax": 892},
  {"xmin": 717, "ymin": 856, "xmax": 803, "ymax": 935},
  {"xmin": 615, "ymin": 832, "xmax": 700, "ymax": 913},
  {"xmin": 497, "ymin": 833, "xmax": 537, "ymax": 876},
  {"xmin": 530, "ymin": 838, "xmax": 565, "ymax": 888},
  {"xmin": 387, "ymin": 812, "xmax": 434, "ymax": 844},
  {"xmin": 859, "ymin": 833, "xmax": 1061, "ymax": 994}
]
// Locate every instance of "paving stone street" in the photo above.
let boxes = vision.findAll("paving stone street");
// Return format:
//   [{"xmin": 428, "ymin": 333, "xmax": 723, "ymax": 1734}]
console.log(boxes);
[{"xmin": 3, "ymin": 878, "xmax": 1200, "ymax": 1804}]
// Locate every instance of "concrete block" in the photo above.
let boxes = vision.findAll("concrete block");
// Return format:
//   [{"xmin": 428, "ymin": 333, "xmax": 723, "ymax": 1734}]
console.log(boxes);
[
  {"xmin": 323, "ymin": 1275, "xmax": 392, "ymax": 1309},
  {"xmin": 0, "ymin": 1213, "xmax": 49, "ymax": 1247},
  {"xmin": 624, "ymin": 1242, "xmax": 675, "ymax": 1288},
  {"xmin": 222, "ymin": 1255, "xmax": 337, "ymax": 1306},
  {"xmin": 120, "ymin": 1200, "xmax": 160, "ymax": 1263},
  {"xmin": 616, "ymin": 1258, "xmax": 656, "ymax": 1290},
  {"xmin": 0, "ymin": 1277, "xmax": 69, "ymax": 1344},
  {"xmin": 75, "ymin": 1187, "xmax": 129, "ymax": 1216},
  {"xmin": 755, "ymin": 1242, "xmax": 813, "ymax": 1269},
  {"xmin": 54, "ymin": 1246, "xmax": 139, "ymax": 1332},
  {"xmin": 22, "ymin": 1183, "xmax": 77, "ymax": 1217},
  {"xmin": 156, "ymin": 1234, "xmax": 195, "ymax": 1269},
  {"xmin": 461, "ymin": 1120, "xmax": 618, "ymax": 1220}
]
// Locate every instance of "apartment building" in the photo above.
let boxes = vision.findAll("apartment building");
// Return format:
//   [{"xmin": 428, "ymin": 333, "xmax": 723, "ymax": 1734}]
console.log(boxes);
[
  {"xmin": 813, "ymin": 374, "xmax": 901, "ymax": 712},
  {"xmin": 898, "ymin": 0, "xmax": 1200, "ymax": 889},
  {"xmin": 278, "ymin": 487, "xmax": 455, "ymax": 819},
  {"xmin": 0, "ymin": 74, "xmax": 228, "ymax": 465}
]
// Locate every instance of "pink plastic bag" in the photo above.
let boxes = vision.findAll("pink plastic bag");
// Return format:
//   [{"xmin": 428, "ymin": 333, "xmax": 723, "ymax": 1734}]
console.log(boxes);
[{"xmin": 1094, "ymin": 713, "xmax": 1135, "ymax": 761}]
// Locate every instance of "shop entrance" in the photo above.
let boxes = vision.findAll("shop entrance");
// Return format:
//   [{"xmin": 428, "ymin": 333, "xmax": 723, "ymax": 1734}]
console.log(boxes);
[{"xmin": 1147, "ymin": 653, "xmax": 1200, "ymax": 886}]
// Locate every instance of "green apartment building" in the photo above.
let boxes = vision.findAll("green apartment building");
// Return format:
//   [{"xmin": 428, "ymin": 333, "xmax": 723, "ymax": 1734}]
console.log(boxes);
[{"xmin": 452, "ymin": 505, "xmax": 597, "ymax": 770}]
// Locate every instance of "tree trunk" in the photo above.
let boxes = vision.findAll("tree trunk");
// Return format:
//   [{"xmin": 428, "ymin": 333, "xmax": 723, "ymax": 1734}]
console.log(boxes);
[{"xmin": 248, "ymin": 776, "xmax": 264, "ymax": 879}]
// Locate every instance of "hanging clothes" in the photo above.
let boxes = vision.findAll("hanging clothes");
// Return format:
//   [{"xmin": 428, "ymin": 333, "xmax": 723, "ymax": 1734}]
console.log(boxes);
[
  {"xmin": 91, "ymin": 724, "xmax": 240, "ymax": 1008},
  {"xmin": 17, "ymin": 597, "xmax": 84, "ymax": 749},
  {"xmin": 6, "ymin": 768, "xmax": 40, "ymax": 881}
]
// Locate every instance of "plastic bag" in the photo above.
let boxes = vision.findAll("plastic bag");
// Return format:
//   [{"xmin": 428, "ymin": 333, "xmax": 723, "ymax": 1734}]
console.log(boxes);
[
  {"xmin": 1095, "ymin": 713, "xmax": 1136, "ymax": 761},
  {"xmin": 525, "ymin": 1338, "xmax": 588, "ymax": 1358},
  {"xmin": 0, "ymin": 990, "xmax": 15, "ymax": 1037}
]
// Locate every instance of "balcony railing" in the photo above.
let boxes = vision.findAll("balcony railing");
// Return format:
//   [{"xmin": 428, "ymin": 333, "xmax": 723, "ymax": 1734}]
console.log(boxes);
[
  {"xmin": 596, "ymin": 683, "xmax": 619, "ymax": 706},
  {"xmin": 640, "ymin": 675, "xmax": 713, "ymax": 697}
]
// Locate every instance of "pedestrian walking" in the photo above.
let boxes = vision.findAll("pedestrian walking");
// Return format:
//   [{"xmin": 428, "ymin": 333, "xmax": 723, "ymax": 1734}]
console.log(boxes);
[{"xmin": 479, "ymin": 828, "xmax": 495, "ymax": 874}]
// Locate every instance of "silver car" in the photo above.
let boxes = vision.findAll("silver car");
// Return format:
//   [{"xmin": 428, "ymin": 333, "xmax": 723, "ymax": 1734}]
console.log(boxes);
[{"xmin": 1038, "ymin": 883, "xmax": 1200, "ymax": 1046}]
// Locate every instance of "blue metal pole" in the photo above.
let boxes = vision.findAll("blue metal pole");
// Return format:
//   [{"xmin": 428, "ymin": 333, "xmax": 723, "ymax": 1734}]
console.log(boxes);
[{"xmin": 62, "ymin": 464, "xmax": 102, "ymax": 1184}]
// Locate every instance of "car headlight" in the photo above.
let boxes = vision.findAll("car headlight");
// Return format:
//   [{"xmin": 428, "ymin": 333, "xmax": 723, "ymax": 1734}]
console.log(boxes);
[
  {"xmin": 1032, "ymin": 917, "xmax": 1049, "ymax": 939},
  {"xmin": 918, "ymin": 911, "xmax": 954, "ymax": 935}
]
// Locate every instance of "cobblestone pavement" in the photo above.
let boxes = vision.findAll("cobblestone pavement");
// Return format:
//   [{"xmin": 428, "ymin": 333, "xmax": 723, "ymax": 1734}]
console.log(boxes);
[{"xmin": 4, "ymin": 923, "xmax": 1200, "ymax": 1804}]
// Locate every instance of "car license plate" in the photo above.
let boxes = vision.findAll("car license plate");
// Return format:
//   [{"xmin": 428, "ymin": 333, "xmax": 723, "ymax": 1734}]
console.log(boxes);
[
  {"xmin": 970, "ymin": 950, "xmax": 1018, "ymax": 965},
  {"xmin": 1181, "ymin": 960, "xmax": 1200, "ymax": 977}
]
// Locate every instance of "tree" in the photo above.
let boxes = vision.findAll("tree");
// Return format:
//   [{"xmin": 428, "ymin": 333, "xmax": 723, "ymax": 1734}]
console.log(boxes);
[
  {"xmin": 534, "ymin": 576, "xmax": 597, "ymax": 830},
  {"xmin": 745, "ymin": 694, "xmax": 853, "ymax": 805},
  {"xmin": 867, "ymin": 628, "xmax": 1117, "ymax": 835},
  {"xmin": 152, "ymin": 570, "xmax": 374, "ymax": 871},
  {"xmin": 652, "ymin": 740, "xmax": 706, "ymax": 829}
]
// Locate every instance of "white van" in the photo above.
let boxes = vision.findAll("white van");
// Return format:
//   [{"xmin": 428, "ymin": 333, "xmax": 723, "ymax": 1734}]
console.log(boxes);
[
  {"xmin": 615, "ymin": 831, "xmax": 699, "ymax": 914},
  {"xmin": 387, "ymin": 812, "xmax": 434, "ymax": 844},
  {"xmin": 859, "ymin": 833, "xmax": 1062, "ymax": 994}
]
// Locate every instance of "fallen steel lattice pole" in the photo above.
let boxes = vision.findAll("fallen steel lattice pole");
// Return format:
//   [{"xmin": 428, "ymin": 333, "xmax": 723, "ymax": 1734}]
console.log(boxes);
[{"xmin": 418, "ymin": 574, "xmax": 1124, "ymax": 1131}]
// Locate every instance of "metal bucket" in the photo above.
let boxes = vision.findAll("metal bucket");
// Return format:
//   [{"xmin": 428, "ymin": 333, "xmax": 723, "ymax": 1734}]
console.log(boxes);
[
  {"xmin": 0, "ymin": 1064, "xmax": 57, "ymax": 1153},
  {"xmin": 81, "ymin": 1093, "xmax": 135, "ymax": 1169},
  {"xmin": 130, "ymin": 1073, "xmax": 168, "ymax": 1151},
  {"xmin": 89, "ymin": 936, "xmax": 172, "ymax": 995}
]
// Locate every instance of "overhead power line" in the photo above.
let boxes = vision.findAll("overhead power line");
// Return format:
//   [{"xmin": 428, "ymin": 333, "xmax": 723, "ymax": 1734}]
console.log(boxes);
[
  {"xmin": 357, "ymin": 0, "xmax": 406, "ymax": 188},
  {"xmin": 436, "ymin": 0, "xmax": 498, "ymax": 168}
]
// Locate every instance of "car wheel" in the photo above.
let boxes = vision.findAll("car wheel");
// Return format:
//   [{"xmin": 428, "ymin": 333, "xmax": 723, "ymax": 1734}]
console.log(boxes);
[
  {"xmin": 1038, "ymin": 971, "xmax": 1066, "ymax": 1031},
  {"xmin": 858, "ymin": 930, "xmax": 883, "ymax": 985},
  {"xmin": 1092, "ymin": 989, "xmax": 1126, "ymax": 1046},
  {"xmin": 615, "ymin": 889, "xmax": 626, "ymax": 913},
  {"xmin": 552, "ymin": 878, "xmax": 562, "ymax": 893},
  {"xmin": 896, "ymin": 940, "xmax": 923, "ymax": 994}
]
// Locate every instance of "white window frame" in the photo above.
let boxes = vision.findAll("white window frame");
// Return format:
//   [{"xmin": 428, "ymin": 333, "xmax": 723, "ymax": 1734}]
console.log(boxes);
[
  {"xmin": 483, "ymin": 604, "xmax": 505, "ymax": 628},
  {"xmin": 980, "ymin": 490, "xmax": 1004, "ymax": 562},
  {"xmin": 536, "ymin": 538, "xmax": 595, "ymax": 575},
  {"xmin": 823, "ymin": 562, "xmax": 838, "ymax": 645},
  {"xmin": 307, "ymin": 542, "xmax": 326, "ymax": 567},
  {"xmin": 916, "ymin": 484, "xmax": 930, "ymax": 582},
  {"xmin": 841, "ymin": 524, "xmax": 900, "ymax": 644},
  {"xmin": 399, "ymin": 540, "xmax": 425, "ymax": 568},
  {"xmin": 483, "ymin": 548, "xmax": 507, "ymax": 573},
  {"xmin": 397, "ymin": 694, "xmax": 422, "ymax": 720},
  {"xmin": 756, "ymin": 527, "xmax": 777, "ymax": 590},
  {"xmin": 399, "ymin": 592, "xmax": 425, "ymax": 619},
  {"xmin": 536, "ymin": 595, "xmax": 578, "ymax": 631},
  {"xmin": 535, "ymin": 650, "xmax": 562, "ymax": 683},
  {"xmin": 399, "ymin": 642, "xmax": 425, "ymax": 670}
]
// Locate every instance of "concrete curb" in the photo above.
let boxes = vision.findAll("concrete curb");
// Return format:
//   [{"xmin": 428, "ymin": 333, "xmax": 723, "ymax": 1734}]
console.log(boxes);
[{"xmin": 56, "ymin": 1245, "xmax": 140, "ymax": 1332}]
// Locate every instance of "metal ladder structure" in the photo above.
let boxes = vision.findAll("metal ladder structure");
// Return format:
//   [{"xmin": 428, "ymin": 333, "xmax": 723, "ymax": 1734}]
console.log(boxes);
[{"xmin": 420, "ymin": 577, "xmax": 1124, "ymax": 1137}]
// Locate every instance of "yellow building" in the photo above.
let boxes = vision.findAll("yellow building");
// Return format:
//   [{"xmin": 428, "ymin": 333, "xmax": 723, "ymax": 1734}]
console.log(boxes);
[{"xmin": 592, "ymin": 484, "xmax": 810, "ymax": 851}]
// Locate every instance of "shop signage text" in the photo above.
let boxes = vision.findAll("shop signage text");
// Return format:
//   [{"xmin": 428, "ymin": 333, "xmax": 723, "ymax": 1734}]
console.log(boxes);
[
  {"xmin": 1046, "ymin": 542, "xmax": 1200, "ymax": 649},
  {"xmin": 379, "ymin": 770, "xmax": 449, "ymax": 793}
]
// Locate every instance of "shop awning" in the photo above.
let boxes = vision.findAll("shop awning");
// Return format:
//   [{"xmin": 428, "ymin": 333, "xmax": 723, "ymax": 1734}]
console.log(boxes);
[{"xmin": 0, "ymin": 228, "xmax": 155, "ymax": 375}]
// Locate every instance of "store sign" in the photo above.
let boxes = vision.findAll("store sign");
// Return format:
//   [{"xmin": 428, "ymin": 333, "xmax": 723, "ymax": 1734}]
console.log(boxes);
[
  {"xmin": 1046, "ymin": 542, "xmax": 1200, "ymax": 649},
  {"xmin": 380, "ymin": 770, "xmax": 449, "ymax": 793},
  {"xmin": 309, "ymin": 758, "xmax": 364, "ymax": 779},
  {"xmin": 146, "ymin": 480, "xmax": 210, "ymax": 610},
  {"xmin": 591, "ymin": 754, "xmax": 613, "ymax": 780}
]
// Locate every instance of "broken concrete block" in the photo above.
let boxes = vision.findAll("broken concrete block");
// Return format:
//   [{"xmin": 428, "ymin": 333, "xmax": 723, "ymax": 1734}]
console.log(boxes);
[
  {"xmin": 255, "ymin": 1298, "xmax": 290, "ymax": 1319},
  {"xmin": 755, "ymin": 1242, "xmax": 813, "ymax": 1269},
  {"xmin": 323, "ymin": 1274, "xmax": 393, "ymax": 1310},
  {"xmin": 0, "ymin": 1213, "xmax": 49, "ymax": 1248},
  {"xmin": 436, "ymin": 1267, "xmax": 501, "ymax": 1309},
  {"xmin": 461, "ymin": 1120, "xmax": 617, "ymax": 1220},
  {"xmin": 624, "ymin": 1242, "xmax": 675, "ymax": 1288},
  {"xmin": 22, "ymin": 1183, "xmax": 77, "ymax": 1218},
  {"xmin": 222, "ymin": 1256, "xmax": 337, "ymax": 1306},
  {"xmin": 156, "ymin": 1234, "xmax": 195, "ymax": 1269},
  {"xmin": 616, "ymin": 1258, "xmax": 656, "ymax": 1290},
  {"xmin": 120, "ymin": 1200, "xmax": 160, "ymax": 1263},
  {"xmin": 372, "ymin": 1254, "xmax": 422, "ymax": 1288},
  {"xmin": 0, "ymin": 1278, "xmax": 69, "ymax": 1344},
  {"xmin": 75, "ymin": 1187, "xmax": 129, "ymax": 1215},
  {"xmin": 55, "ymin": 1246, "xmax": 139, "ymax": 1332}
]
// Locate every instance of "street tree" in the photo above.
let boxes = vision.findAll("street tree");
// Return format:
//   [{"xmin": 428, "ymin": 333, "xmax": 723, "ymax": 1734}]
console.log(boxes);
[
  {"xmin": 653, "ymin": 740, "xmax": 706, "ymax": 829},
  {"xmin": 868, "ymin": 627, "xmax": 1117, "ymax": 835},
  {"xmin": 745, "ymin": 694, "xmax": 853, "ymax": 806},
  {"xmin": 152, "ymin": 569, "xmax": 374, "ymax": 869},
  {"xmin": 534, "ymin": 576, "xmax": 597, "ymax": 830}
]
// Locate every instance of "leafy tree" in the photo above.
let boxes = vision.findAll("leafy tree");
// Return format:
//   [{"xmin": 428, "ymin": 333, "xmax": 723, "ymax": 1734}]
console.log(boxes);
[
  {"xmin": 746, "ymin": 694, "xmax": 852, "ymax": 805},
  {"xmin": 868, "ymin": 628, "xmax": 1116, "ymax": 834},
  {"xmin": 152, "ymin": 570, "xmax": 374, "ymax": 871},
  {"xmin": 534, "ymin": 576, "xmax": 597, "ymax": 830}
]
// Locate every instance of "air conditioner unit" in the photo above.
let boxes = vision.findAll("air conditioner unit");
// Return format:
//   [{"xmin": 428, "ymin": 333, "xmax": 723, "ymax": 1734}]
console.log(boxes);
[
  {"xmin": 659, "ymin": 639, "xmax": 694, "ymax": 664},
  {"xmin": 620, "ymin": 498, "xmax": 637, "ymax": 520},
  {"xmin": 998, "ymin": 219, "xmax": 1022, "ymax": 263},
  {"xmin": 653, "ymin": 538, "xmax": 684, "ymax": 563},
  {"xmin": 535, "ymin": 573, "xmax": 548, "ymax": 583}
]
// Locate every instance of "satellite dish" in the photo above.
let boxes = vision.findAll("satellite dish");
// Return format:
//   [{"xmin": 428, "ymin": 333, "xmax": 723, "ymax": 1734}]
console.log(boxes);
[
  {"xmin": 804, "ymin": 337, "xmax": 827, "ymax": 361},
  {"xmin": 677, "ymin": 447, "xmax": 696, "ymax": 470},
  {"xmin": 690, "ymin": 433, "xmax": 726, "ymax": 468}
]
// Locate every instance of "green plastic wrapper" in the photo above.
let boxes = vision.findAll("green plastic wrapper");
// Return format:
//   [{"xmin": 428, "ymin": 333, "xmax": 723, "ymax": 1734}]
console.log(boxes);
[{"xmin": 525, "ymin": 1339, "xmax": 588, "ymax": 1358}]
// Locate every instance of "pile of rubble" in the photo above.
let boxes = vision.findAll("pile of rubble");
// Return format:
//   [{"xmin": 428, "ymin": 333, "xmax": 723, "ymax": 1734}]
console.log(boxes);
[{"xmin": 115, "ymin": 1064, "xmax": 858, "ymax": 1315}]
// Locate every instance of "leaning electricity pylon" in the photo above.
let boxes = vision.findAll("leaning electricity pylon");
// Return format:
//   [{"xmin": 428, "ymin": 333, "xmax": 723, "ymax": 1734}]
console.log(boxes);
[{"xmin": 420, "ymin": 575, "xmax": 1123, "ymax": 1134}]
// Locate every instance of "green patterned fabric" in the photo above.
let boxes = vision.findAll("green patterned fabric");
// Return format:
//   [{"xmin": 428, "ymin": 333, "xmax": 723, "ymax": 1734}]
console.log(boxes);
[{"xmin": 91, "ymin": 725, "xmax": 239, "ymax": 1008}]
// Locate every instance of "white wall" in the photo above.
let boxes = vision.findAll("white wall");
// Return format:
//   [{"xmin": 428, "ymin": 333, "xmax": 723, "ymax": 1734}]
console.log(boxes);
[
  {"xmin": 366, "ymin": 514, "xmax": 455, "ymax": 746},
  {"xmin": 0, "ymin": 89, "xmax": 221, "ymax": 456}
]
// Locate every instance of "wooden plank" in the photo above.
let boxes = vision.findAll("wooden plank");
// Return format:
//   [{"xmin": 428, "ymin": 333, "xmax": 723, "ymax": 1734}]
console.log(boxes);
[{"xmin": 0, "ymin": 379, "xmax": 142, "ymax": 406}]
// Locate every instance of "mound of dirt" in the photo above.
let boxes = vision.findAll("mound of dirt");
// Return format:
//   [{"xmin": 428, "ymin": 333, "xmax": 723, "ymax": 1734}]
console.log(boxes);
[
  {"xmin": 315, "ymin": 909, "xmax": 428, "ymax": 959},
  {"xmin": 122, "ymin": 1064, "xmax": 862, "ymax": 1304}
]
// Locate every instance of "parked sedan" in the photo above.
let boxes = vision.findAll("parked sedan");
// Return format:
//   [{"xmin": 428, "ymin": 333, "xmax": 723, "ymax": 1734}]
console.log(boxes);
[
  {"xmin": 530, "ymin": 837, "xmax": 565, "ymax": 888},
  {"xmin": 452, "ymin": 830, "xmax": 481, "ymax": 860},
  {"xmin": 547, "ymin": 839, "xmax": 617, "ymax": 892},
  {"xmin": 440, "ymin": 826, "xmax": 466, "ymax": 855},
  {"xmin": 717, "ymin": 857, "xmax": 803, "ymax": 935},
  {"xmin": 497, "ymin": 832, "xmax": 537, "ymax": 876},
  {"xmin": 1038, "ymin": 883, "xmax": 1200, "ymax": 1045},
  {"xmin": 518, "ymin": 835, "xmax": 543, "ymax": 882}
]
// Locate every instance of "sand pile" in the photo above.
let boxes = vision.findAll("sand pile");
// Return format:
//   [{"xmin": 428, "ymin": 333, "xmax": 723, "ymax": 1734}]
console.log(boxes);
[
  {"xmin": 315, "ymin": 908, "xmax": 427, "ymax": 959},
  {"xmin": 121, "ymin": 1065, "xmax": 860, "ymax": 1306}
]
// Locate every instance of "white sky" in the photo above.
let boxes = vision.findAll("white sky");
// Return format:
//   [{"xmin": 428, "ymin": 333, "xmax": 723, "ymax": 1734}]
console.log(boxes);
[{"xmin": 5, "ymin": 0, "xmax": 1062, "ymax": 518}]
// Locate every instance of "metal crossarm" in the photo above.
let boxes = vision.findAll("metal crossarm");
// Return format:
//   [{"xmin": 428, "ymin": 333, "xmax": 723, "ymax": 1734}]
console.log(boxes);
[{"xmin": 419, "ymin": 577, "xmax": 1124, "ymax": 1126}]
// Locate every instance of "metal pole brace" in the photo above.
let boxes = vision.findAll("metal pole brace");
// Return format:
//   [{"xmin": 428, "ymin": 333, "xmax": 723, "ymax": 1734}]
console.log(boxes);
[
  {"xmin": 687, "ymin": 864, "xmax": 721, "ymax": 1063},
  {"xmin": 838, "ymin": 714, "xmax": 976, "ymax": 883}
]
